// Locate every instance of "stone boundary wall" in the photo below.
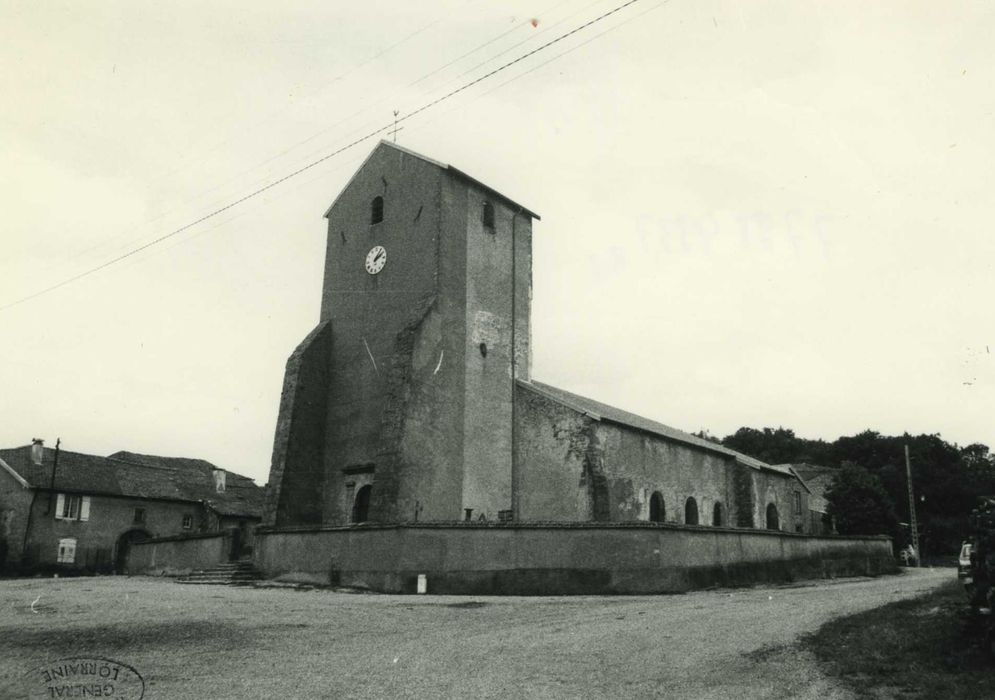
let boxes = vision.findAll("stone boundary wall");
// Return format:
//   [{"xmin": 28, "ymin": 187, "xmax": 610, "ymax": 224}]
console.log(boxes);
[
  {"xmin": 125, "ymin": 532, "xmax": 230, "ymax": 576},
  {"xmin": 253, "ymin": 522, "xmax": 896, "ymax": 594}
]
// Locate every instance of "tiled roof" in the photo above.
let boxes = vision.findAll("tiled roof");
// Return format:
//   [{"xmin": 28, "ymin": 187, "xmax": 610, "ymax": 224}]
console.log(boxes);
[
  {"xmin": 519, "ymin": 380, "xmax": 800, "ymax": 479},
  {"xmin": 0, "ymin": 445, "xmax": 264, "ymax": 518},
  {"xmin": 109, "ymin": 451, "xmax": 265, "ymax": 518},
  {"xmin": 787, "ymin": 463, "xmax": 840, "ymax": 484}
]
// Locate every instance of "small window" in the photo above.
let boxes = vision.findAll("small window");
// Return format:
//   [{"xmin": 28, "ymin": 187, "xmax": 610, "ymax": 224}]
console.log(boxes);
[
  {"xmin": 57, "ymin": 538, "xmax": 77, "ymax": 564},
  {"xmin": 56, "ymin": 494, "xmax": 81, "ymax": 520},
  {"xmin": 133, "ymin": 508, "xmax": 146, "ymax": 525},
  {"xmin": 712, "ymin": 502, "xmax": 725, "ymax": 527},
  {"xmin": 182, "ymin": 514, "xmax": 193, "ymax": 530},
  {"xmin": 766, "ymin": 503, "xmax": 780, "ymax": 530},
  {"xmin": 371, "ymin": 196, "xmax": 384, "ymax": 224},
  {"xmin": 649, "ymin": 492, "xmax": 665, "ymax": 523},
  {"xmin": 685, "ymin": 497, "xmax": 699, "ymax": 525},
  {"xmin": 482, "ymin": 202, "xmax": 495, "ymax": 230},
  {"xmin": 352, "ymin": 484, "xmax": 372, "ymax": 523},
  {"xmin": 794, "ymin": 491, "xmax": 802, "ymax": 515}
]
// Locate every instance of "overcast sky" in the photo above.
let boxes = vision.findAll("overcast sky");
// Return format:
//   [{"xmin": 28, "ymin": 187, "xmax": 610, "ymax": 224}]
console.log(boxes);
[{"xmin": 2, "ymin": 1, "xmax": 993, "ymax": 484}]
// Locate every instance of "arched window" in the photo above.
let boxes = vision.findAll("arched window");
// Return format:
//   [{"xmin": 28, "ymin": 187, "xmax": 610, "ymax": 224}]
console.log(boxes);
[
  {"xmin": 712, "ymin": 502, "xmax": 724, "ymax": 527},
  {"xmin": 684, "ymin": 497, "xmax": 699, "ymax": 525},
  {"xmin": 352, "ymin": 485, "xmax": 372, "ymax": 523},
  {"xmin": 482, "ymin": 202, "xmax": 495, "ymax": 230},
  {"xmin": 370, "ymin": 196, "xmax": 384, "ymax": 224},
  {"xmin": 766, "ymin": 503, "xmax": 779, "ymax": 530},
  {"xmin": 649, "ymin": 492, "xmax": 665, "ymax": 523}
]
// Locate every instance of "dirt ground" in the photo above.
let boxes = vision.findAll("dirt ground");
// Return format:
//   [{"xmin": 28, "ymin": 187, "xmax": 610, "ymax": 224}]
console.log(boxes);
[{"xmin": 1, "ymin": 568, "xmax": 949, "ymax": 699}]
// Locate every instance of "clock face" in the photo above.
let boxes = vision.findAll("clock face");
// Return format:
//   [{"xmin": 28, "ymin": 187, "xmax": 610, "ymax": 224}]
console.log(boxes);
[{"xmin": 365, "ymin": 245, "xmax": 386, "ymax": 275}]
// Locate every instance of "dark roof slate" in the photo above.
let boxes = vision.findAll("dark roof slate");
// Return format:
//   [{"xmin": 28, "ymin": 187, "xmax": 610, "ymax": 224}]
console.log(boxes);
[
  {"xmin": 109, "ymin": 451, "xmax": 265, "ymax": 518},
  {"xmin": 780, "ymin": 463, "xmax": 838, "ymax": 505},
  {"xmin": 0, "ymin": 445, "xmax": 264, "ymax": 518}
]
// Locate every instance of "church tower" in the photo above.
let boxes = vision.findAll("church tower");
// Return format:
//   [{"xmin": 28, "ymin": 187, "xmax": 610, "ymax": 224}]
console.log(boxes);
[{"xmin": 265, "ymin": 142, "xmax": 538, "ymax": 527}]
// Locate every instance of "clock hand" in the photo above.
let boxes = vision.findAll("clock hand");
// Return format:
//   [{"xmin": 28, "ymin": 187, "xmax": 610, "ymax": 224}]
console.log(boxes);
[{"xmin": 374, "ymin": 250, "xmax": 384, "ymax": 262}]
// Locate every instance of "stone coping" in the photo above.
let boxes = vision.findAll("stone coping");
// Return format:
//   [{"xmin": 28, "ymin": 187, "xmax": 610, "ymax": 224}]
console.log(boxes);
[{"xmin": 256, "ymin": 521, "xmax": 890, "ymax": 541}]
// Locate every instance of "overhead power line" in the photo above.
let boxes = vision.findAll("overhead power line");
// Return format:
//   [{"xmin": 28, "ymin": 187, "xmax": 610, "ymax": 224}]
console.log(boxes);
[{"xmin": 0, "ymin": 0, "xmax": 643, "ymax": 313}]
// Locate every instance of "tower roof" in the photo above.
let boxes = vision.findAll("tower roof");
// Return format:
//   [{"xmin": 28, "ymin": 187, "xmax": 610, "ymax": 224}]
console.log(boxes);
[{"xmin": 324, "ymin": 140, "xmax": 540, "ymax": 221}]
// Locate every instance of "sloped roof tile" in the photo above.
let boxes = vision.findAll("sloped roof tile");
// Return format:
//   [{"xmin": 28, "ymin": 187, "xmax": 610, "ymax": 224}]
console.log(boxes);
[{"xmin": 0, "ymin": 445, "xmax": 264, "ymax": 518}]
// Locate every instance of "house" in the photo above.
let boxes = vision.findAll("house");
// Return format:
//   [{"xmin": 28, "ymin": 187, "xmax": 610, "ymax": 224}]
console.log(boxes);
[
  {"xmin": 783, "ymin": 463, "xmax": 839, "ymax": 535},
  {"xmin": 0, "ymin": 440, "xmax": 265, "ymax": 574},
  {"xmin": 264, "ymin": 140, "xmax": 814, "ymax": 532}
]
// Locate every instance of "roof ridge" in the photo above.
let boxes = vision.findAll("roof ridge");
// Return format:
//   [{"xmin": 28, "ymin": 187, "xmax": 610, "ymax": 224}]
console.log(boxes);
[{"xmin": 520, "ymin": 379, "xmax": 740, "ymax": 458}]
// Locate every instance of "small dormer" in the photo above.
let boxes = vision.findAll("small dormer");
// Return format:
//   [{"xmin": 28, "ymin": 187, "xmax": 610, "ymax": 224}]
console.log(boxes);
[{"xmin": 213, "ymin": 469, "xmax": 226, "ymax": 493}]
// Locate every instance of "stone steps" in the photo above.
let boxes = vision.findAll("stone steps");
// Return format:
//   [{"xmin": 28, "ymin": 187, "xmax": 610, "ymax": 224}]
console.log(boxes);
[{"xmin": 176, "ymin": 561, "xmax": 263, "ymax": 586}]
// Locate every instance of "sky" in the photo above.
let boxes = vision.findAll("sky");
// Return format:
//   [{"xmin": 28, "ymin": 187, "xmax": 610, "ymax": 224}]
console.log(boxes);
[{"xmin": 2, "ymin": 1, "xmax": 993, "ymax": 484}]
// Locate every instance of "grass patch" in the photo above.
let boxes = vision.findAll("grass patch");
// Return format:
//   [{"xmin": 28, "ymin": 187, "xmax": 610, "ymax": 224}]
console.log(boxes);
[{"xmin": 804, "ymin": 579, "xmax": 992, "ymax": 699}]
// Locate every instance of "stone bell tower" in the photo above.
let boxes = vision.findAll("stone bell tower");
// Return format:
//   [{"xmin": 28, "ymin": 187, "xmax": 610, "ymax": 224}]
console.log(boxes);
[{"xmin": 265, "ymin": 141, "xmax": 538, "ymax": 527}]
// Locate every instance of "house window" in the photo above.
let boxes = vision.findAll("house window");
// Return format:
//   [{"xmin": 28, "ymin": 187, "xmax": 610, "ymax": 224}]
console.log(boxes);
[
  {"xmin": 482, "ymin": 202, "xmax": 495, "ymax": 230},
  {"xmin": 60, "ymin": 495, "xmax": 79, "ymax": 520},
  {"xmin": 371, "ymin": 196, "xmax": 384, "ymax": 224},
  {"xmin": 57, "ymin": 538, "xmax": 77, "ymax": 564},
  {"xmin": 794, "ymin": 491, "xmax": 802, "ymax": 516},
  {"xmin": 133, "ymin": 508, "xmax": 146, "ymax": 525},
  {"xmin": 182, "ymin": 514, "xmax": 193, "ymax": 530},
  {"xmin": 55, "ymin": 494, "xmax": 90, "ymax": 521}
]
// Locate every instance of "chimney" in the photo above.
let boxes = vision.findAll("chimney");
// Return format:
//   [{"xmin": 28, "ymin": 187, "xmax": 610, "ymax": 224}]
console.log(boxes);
[
  {"xmin": 213, "ymin": 469, "xmax": 226, "ymax": 493},
  {"xmin": 30, "ymin": 439, "xmax": 44, "ymax": 466}
]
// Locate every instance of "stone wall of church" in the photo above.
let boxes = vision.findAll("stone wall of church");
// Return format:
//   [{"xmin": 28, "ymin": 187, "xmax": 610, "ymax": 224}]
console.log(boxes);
[
  {"xmin": 514, "ymin": 386, "xmax": 594, "ymax": 520},
  {"xmin": 592, "ymin": 421, "xmax": 740, "ymax": 526},
  {"xmin": 750, "ymin": 468, "xmax": 810, "ymax": 534},
  {"xmin": 514, "ymin": 384, "xmax": 743, "ymax": 524},
  {"xmin": 265, "ymin": 321, "xmax": 332, "ymax": 527},
  {"xmin": 460, "ymin": 183, "xmax": 532, "ymax": 521},
  {"xmin": 319, "ymin": 146, "xmax": 459, "ymax": 525},
  {"xmin": 513, "ymin": 383, "xmax": 808, "ymax": 529}
]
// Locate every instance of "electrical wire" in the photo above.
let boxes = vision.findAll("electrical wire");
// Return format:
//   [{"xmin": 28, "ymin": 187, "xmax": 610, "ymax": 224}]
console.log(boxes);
[
  {"xmin": 45, "ymin": 2, "xmax": 562, "ymax": 273},
  {"xmin": 0, "ymin": 0, "xmax": 643, "ymax": 313}
]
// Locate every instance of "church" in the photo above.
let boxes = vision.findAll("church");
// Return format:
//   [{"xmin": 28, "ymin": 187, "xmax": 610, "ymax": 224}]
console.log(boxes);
[{"xmin": 263, "ymin": 141, "xmax": 812, "ymax": 534}]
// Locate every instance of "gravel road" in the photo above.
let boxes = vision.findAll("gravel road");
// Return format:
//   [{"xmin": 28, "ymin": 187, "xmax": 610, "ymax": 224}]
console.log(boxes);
[{"xmin": 1, "ymin": 568, "xmax": 950, "ymax": 699}]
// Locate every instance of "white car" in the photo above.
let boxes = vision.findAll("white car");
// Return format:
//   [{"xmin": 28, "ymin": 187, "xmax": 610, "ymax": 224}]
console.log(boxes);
[{"xmin": 959, "ymin": 541, "xmax": 973, "ymax": 579}]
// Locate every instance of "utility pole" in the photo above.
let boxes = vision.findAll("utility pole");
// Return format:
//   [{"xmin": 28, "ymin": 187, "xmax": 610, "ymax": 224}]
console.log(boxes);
[
  {"xmin": 905, "ymin": 444, "xmax": 920, "ymax": 567},
  {"xmin": 45, "ymin": 438, "xmax": 61, "ymax": 515}
]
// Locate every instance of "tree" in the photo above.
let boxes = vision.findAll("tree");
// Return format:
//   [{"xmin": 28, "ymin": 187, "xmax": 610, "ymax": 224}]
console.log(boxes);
[
  {"xmin": 721, "ymin": 426, "xmax": 833, "ymax": 466},
  {"xmin": 824, "ymin": 462, "xmax": 899, "ymax": 539}
]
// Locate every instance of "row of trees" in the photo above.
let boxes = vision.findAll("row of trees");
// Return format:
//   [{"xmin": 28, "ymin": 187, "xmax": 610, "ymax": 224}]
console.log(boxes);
[{"xmin": 702, "ymin": 427, "xmax": 995, "ymax": 554}]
